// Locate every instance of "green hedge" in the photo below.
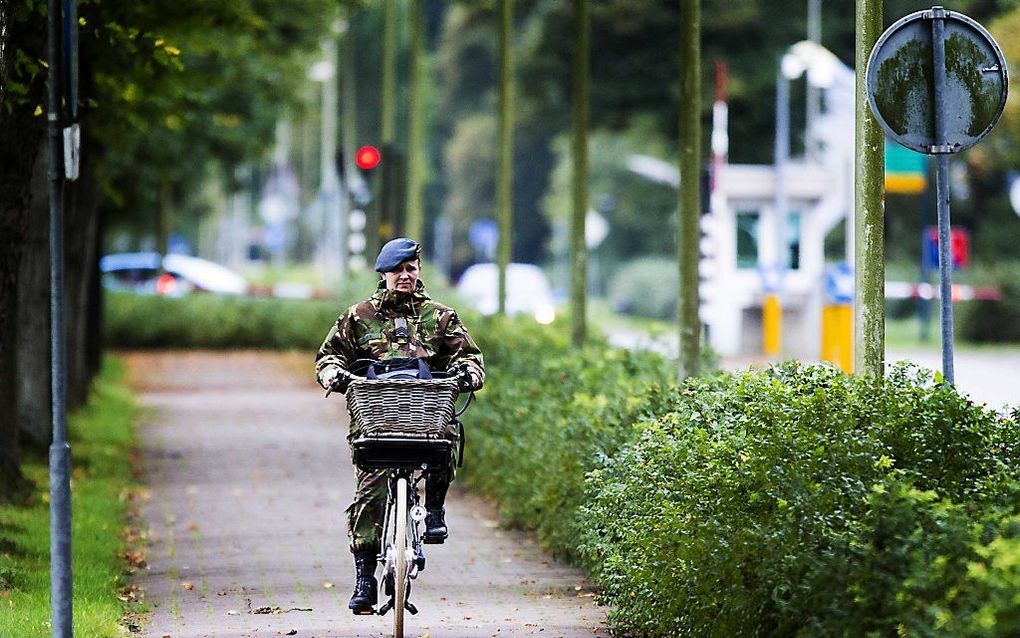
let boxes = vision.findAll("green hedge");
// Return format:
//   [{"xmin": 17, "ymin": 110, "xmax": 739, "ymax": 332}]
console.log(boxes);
[
  {"xmin": 957, "ymin": 262, "xmax": 1020, "ymax": 343},
  {"xmin": 463, "ymin": 316, "xmax": 675, "ymax": 563},
  {"xmin": 608, "ymin": 257, "xmax": 678, "ymax": 321},
  {"xmin": 104, "ymin": 292, "xmax": 347, "ymax": 349},
  {"xmin": 580, "ymin": 363, "xmax": 1020, "ymax": 636},
  {"xmin": 102, "ymin": 292, "xmax": 1020, "ymax": 635}
]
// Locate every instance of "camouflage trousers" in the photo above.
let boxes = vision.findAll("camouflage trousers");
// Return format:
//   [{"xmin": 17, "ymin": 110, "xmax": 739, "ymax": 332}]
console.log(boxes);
[{"xmin": 346, "ymin": 421, "xmax": 460, "ymax": 554}]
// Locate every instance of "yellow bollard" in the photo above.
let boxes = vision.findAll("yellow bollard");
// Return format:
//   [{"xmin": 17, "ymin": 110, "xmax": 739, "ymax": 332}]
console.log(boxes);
[
  {"xmin": 821, "ymin": 304, "xmax": 853, "ymax": 373},
  {"xmin": 763, "ymin": 293, "xmax": 782, "ymax": 357}
]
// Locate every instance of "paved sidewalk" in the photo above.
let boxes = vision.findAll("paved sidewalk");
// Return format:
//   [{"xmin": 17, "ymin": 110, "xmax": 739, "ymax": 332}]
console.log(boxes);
[{"xmin": 124, "ymin": 351, "xmax": 608, "ymax": 638}]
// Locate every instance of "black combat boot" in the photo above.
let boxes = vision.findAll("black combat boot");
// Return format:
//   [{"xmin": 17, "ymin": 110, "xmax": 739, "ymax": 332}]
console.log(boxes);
[
  {"xmin": 348, "ymin": 549, "xmax": 378, "ymax": 614},
  {"xmin": 423, "ymin": 479, "xmax": 449, "ymax": 544}
]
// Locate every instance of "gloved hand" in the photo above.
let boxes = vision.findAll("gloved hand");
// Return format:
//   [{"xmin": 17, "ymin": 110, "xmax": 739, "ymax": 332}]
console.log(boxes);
[
  {"xmin": 323, "ymin": 367, "xmax": 352, "ymax": 393},
  {"xmin": 465, "ymin": 369, "xmax": 483, "ymax": 392}
]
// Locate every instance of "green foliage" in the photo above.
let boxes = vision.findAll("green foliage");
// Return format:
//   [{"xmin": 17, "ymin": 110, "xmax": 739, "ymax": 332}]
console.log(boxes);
[
  {"xmin": 102, "ymin": 270, "xmax": 460, "ymax": 349},
  {"xmin": 461, "ymin": 316, "xmax": 675, "ymax": 563},
  {"xmin": 81, "ymin": 0, "xmax": 336, "ymax": 241},
  {"xmin": 957, "ymin": 261, "xmax": 1020, "ymax": 343},
  {"xmin": 607, "ymin": 256, "xmax": 677, "ymax": 320},
  {"xmin": 580, "ymin": 362, "xmax": 1020, "ymax": 636},
  {"xmin": 0, "ymin": 358, "xmax": 141, "ymax": 637},
  {"xmin": 543, "ymin": 120, "xmax": 677, "ymax": 270},
  {"xmin": 104, "ymin": 292, "xmax": 347, "ymax": 349}
]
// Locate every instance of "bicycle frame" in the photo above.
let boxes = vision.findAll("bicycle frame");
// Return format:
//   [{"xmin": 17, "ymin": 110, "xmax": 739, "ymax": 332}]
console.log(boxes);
[{"xmin": 376, "ymin": 465, "xmax": 429, "ymax": 633}]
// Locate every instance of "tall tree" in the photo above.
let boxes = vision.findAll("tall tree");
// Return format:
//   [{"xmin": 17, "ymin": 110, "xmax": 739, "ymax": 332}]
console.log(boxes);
[
  {"xmin": 855, "ymin": 0, "xmax": 884, "ymax": 376},
  {"xmin": 497, "ymin": 0, "xmax": 513, "ymax": 316},
  {"xmin": 678, "ymin": 0, "xmax": 702, "ymax": 379},
  {"xmin": 0, "ymin": 2, "xmax": 48, "ymax": 494},
  {"xmin": 406, "ymin": 0, "xmax": 426, "ymax": 243},
  {"xmin": 570, "ymin": 0, "xmax": 589, "ymax": 345}
]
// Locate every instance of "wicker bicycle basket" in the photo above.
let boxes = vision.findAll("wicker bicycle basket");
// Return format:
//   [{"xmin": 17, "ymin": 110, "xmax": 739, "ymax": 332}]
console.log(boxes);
[{"xmin": 346, "ymin": 377, "xmax": 459, "ymax": 439}]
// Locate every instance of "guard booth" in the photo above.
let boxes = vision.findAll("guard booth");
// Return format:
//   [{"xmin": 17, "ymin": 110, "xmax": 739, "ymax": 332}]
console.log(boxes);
[{"xmin": 705, "ymin": 161, "xmax": 851, "ymax": 359}]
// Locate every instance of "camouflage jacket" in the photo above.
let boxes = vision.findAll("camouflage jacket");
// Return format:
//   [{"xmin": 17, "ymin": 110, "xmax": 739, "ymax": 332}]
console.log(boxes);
[{"xmin": 315, "ymin": 280, "xmax": 485, "ymax": 389}]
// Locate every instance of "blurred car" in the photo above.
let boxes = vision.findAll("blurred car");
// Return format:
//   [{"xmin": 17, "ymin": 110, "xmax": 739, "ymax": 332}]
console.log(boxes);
[
  {"xmin": 455, "ymin": 262, "xmax": 556, "ymax": 324},
  {"xmin": 100, "ymin": 252, "xmax": 250, "ymax": 296}
]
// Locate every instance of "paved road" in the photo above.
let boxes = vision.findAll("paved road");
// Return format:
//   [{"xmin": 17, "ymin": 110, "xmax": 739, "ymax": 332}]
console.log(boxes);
[
  {"xmin": 124, "ymin": 351, "xmax": 607, "ymax": 638},
  {"xmin": 886, "ymin": 348, "xmax": 1019, "ymax": 414}
]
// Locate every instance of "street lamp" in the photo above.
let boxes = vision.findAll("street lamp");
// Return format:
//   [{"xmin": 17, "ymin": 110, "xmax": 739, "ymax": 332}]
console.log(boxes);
[{"xmin": 768, "ymin": 40, "xmax": 850, "ymax": 357}]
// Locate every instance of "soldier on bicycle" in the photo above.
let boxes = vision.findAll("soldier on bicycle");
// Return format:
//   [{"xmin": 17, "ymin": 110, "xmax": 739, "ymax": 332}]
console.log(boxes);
[{"xmin": 314, "ymin": 237, "xmax": 485, "ymax": 614}]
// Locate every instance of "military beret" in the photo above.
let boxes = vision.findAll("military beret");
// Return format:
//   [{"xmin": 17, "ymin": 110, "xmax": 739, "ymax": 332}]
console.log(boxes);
[{"xmin": 374, "ymin": 237, "xmax": 422, "ymax": 272}]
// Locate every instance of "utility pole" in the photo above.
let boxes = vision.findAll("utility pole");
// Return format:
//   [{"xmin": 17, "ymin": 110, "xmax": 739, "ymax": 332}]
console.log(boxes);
[
  {"xmin": 497, "ymin": 0, "xmax": 514, "ymax": 316},
  {"xmin": 570, "ymin": 0, "xmax": 589, "ymax": 345},
  {"xmin": 854, "ymin": 0, "xmax": 885, "ymax": 376},
  {"xmin": 678, "ymin": 0, "xmax": 702, "ymax": 379},
  {"xmin": 406, "ymin": 0, "xmax": 425, "ymax": 243}
]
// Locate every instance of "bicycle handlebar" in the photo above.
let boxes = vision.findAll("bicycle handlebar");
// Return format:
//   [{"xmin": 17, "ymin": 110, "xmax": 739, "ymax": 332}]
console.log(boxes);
[{"xmin": 323, "ymin": 361, "xmax": 473, "ymax": 397}]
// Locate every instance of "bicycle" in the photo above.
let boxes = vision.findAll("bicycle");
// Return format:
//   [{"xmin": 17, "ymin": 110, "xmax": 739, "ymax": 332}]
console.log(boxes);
[{"xmin": 339, "ymin": 361, "xmax": 474, "ymax": 638}]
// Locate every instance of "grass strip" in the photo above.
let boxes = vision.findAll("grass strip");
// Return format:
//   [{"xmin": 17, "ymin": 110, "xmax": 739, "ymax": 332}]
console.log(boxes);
[{"xmin": 0, "ymin": 357, "xmax": 142, "ymax": 638}]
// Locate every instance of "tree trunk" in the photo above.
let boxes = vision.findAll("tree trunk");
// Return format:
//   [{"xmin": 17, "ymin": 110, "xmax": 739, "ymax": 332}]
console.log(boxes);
[
  {"xmin": 497, "ymin": 0, "xmax": 514, "ymax": 316},
  {"xmin": 64, "ymin": 134, "xmax": 102, "ymax": 409},
  {"xmin": 0, "ymin": 7, "xmax": 48, "ymax": 497},
  {"xmin": 570, "ymin": 0, "xmax": 589, "ymax": 346},
  {"xmin": 16, "ymin": 141, "xmax": 52, "ymax": 449},
  {"xmin": 677, "ymin": 0, "xmax": 702, "ymax": 379}
]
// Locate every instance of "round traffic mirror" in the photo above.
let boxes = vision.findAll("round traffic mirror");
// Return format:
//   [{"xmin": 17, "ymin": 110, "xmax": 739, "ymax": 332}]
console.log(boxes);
[{"xmin": 866, "ymin": 8, "xmax": 1007, "ymax": 154}]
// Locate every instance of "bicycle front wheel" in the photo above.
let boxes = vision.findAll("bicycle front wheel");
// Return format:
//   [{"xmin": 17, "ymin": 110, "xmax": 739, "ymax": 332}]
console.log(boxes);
[{"xmin": 393, "ymin": 477, "xmax": 408, "ymax": 638}]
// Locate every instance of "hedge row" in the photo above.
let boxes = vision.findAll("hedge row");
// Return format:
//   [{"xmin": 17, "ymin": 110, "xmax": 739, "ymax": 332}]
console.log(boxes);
[
  {"xmin": 579, "ymin": 363, "xmax": 1020, "ymax": 636},
  {"xmin": 103, "ymin": 293, "xmax": 1020, "ymax": 635},
  {"xmin": 466, "ymin": 320, "xmax": 1020, "ymax": 636},
  {"xmin": 463, "ymin": 317, "xmax": 676, "ymax": 562},
  {"xmin": 105, "ymin": 292, "xmax": 347, "ymax": 349}
]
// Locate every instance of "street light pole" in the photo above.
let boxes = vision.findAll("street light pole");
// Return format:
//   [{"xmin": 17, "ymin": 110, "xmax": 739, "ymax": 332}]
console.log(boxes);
[{"xmin": 48, "ymin": 0, "xmax": 73, "ymax": 634}]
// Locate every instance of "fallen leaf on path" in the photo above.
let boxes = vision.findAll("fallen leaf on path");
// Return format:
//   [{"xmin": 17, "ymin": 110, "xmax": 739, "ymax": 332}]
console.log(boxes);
[
  {"xmin": 123, "ymin": 549, "xmax": 147, "ymax": 569},
  {"xmin": 252, "ymin": 606, "xmax": 283, "ymax": 614},
  {"xmin": 117, "ymin": 585, "xmax": 144, "ymax": 603}
]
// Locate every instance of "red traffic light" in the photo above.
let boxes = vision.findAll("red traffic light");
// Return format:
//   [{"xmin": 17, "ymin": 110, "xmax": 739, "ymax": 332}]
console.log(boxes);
[{"xmin": 355, "ymin": 145, "xmax": 381, "ymax": 170}]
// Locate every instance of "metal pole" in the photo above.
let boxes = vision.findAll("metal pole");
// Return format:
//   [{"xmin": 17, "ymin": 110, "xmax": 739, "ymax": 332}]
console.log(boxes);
[
  {"xmin": 319, "ymin": 37, "xmax": 340, "ymax": 282},
  {"xmin": 340, "ymin": 16, "xmax": 360, "ymax": 269},
  {"xmin": 497, "ymin": 0, "xmax": 514, "ymax": 317},
  {"xmin": 854, "ymin": 0, "xmax": 885, "ymax": 376},
  {"xmin": 48, "ymin": 0, "xmax": 73, "ymax": 634},
  {"xmin": 380, "ymin": 0, "xmax": 397, "ymax": 146},
  {"xmin": 678, "ymin": 0, "xmax": 701, "ymax": 378},
  {"xmin": 931, "ymin": 7, "xmax": 954, "ymax": 385},
  {"xmin": 406, "ymin": 0, "xmax": 425, "ymax": 243},
  {"xmin": 767, "ymin": 68, "xmax": 790, "ymax": 358},
  {"xmin": 570, "ymin": 0, "xmax": 589, "ymax": 345},
  {"xmin": 806, "ymin": 0, "xmax": 821, "ymax": 160}
]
